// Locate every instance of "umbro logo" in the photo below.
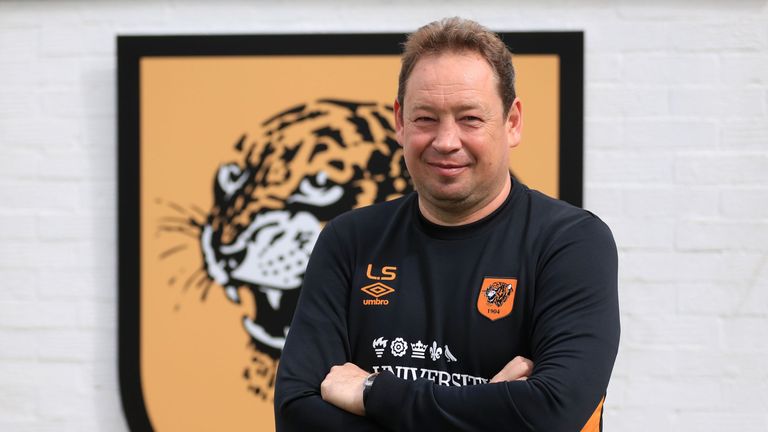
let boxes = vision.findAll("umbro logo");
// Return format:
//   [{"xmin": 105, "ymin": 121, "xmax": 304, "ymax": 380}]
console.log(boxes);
[
  {"xmin": 361, "ymin": 282, "xmax": 394, "ymax": 305},
  {"xmin": 361, "ymin": 264, "xmax": 397, "ymax": 306},
  {"xmin": 361, "ymin": 282, "xmax": 395, "ymax": 298}
]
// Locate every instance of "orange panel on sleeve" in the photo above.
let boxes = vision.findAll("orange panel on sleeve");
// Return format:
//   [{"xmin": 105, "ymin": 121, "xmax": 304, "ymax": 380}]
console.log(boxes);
[{"xmin": 580, "ymin": 397, "xmax": 605, "ymax": 432}]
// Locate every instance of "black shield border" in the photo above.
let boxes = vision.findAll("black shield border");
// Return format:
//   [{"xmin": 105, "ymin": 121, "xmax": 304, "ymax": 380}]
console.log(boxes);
[{"xmin": 117, "ymin": 32, "xmax": 583, "ymax": 431}]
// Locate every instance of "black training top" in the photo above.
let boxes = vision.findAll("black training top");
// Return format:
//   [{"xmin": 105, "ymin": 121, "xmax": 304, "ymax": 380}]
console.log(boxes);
[{"xmin": 275, "ymin": 179, "xmax": 620, "ymax": 432}]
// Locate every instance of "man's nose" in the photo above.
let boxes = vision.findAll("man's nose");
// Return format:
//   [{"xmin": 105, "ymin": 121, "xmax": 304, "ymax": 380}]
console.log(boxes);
[{"xmin": 431, "ymin": 120, "xmax": 461, "ymax": 153}]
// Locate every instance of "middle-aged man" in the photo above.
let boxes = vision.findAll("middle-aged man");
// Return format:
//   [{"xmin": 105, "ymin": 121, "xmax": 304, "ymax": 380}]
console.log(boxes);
[{"xmin": 275, "ymin": 17, "xmax": 620, "ymax": 431}]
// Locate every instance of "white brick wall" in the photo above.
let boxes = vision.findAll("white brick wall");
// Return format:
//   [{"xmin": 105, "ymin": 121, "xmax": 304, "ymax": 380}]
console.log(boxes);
[{"xmin": 1, "ymin": 1, "xmax": 766, "ymax": 431}]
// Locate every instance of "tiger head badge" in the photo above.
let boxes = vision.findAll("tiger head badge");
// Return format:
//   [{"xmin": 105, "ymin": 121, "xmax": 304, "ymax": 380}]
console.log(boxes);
[
  {"xmin": 477, "ymin": 277, "xmax": 518, "ymax": 321},
  {"xmin": 159, "ymin": 99, "xmax": 413, "ymax": 401}
]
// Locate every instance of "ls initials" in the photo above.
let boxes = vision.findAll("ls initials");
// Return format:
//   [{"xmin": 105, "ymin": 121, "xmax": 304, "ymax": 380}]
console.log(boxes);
[{"xmin": 366, "ymin": 264, "xmax": 397, "ymax": 281}]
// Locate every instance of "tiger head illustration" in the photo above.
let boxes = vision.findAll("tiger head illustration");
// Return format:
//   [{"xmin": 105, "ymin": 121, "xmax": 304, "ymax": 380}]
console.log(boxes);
[
  {"xmin": 484, "ymin": 281, "xmax": 513, "ymax": 307},
  {"xmin": 196, "ymin": 99, "xmax": 412, "ymax": 399}
]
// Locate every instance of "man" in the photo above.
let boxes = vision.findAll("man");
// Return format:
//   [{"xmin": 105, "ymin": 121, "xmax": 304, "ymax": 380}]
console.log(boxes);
[{"xmin": 275, "ymin": 17, "xmax": 619, "ymax": 431}]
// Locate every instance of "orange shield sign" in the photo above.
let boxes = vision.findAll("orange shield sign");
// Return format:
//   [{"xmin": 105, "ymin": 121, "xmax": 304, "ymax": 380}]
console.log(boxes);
[
  {"xmin": 119, "ymin": 32, "xmax": 582, "ymax": 431},
  {"xmin": 477, "ymin": 278, "xmax": 517, "ymax": 321}
]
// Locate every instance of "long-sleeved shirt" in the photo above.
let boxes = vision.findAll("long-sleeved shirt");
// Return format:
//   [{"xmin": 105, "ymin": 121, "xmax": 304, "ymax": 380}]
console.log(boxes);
[{"xmin": 275, "ymin": 179, "xmax": 620, "ymax": 431}]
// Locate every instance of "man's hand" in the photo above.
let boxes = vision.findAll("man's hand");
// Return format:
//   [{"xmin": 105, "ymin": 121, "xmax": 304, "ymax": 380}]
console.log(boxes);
[
  {"xmin": 321, "ymin": 362, "xmax": 369, "ymax": 416},
  {"xmin": 490, "ymin": 356, "xmax": 534, "ymax": 383},
  {"xmin": 321, "ymin": 357, "xmax": 532, "ymax": 415}
]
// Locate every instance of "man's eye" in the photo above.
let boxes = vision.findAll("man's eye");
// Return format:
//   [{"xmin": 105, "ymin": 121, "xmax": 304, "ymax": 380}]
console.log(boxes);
[
  {"xmin": 462, "ymin": 116, "xmax": 482, "ymax": 122},
  {"xmin": 414, "ymin": 117, "xmax": 435, "ymax": 123}
]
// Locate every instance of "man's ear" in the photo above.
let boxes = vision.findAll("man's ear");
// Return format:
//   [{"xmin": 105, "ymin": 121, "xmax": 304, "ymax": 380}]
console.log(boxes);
[
  {"xmin": 394, "ymin": 98, "xmax": 404, "ymax": 147},
  {"xmin": 506, "ymin": 98, "xmax": 523, "ymax": 149}
]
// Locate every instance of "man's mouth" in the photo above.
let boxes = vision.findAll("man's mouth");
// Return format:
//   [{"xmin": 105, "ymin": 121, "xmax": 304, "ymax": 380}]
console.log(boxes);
[{"xmin": 427, "ymin": 161, "xmax": 468, "ymax": 176}]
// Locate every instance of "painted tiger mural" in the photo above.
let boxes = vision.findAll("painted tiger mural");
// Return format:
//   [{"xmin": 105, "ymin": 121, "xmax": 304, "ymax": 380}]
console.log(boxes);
[{"xmin": 185, "ymin": 99, "xmax": 412, "ymax": 400}]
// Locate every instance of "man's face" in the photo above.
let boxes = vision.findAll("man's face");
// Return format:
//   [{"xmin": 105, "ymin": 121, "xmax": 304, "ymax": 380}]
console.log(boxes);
[{"xmin": 395, "ymin": 51, "xmax": 522, "ymax": 219}]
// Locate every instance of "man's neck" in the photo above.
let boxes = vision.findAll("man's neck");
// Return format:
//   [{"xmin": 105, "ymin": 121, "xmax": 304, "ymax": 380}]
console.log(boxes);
[{"xmin": 418, "ymin": 176, "xmax": 512, "ymax": 227}]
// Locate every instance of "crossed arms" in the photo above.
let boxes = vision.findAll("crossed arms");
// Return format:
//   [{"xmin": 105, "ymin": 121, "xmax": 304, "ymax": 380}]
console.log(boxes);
[{"xmin": 275, "ymin": 216, "xmax": 619, "ymax": 431}]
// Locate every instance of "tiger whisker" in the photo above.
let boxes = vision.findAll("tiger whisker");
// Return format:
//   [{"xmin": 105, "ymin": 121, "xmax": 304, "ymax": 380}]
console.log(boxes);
[
  {"xmin": 183, "ymin": 268, "xmax": 205, "ymax": 292},
  {"xmin": 157, "ymin": 197, "xmax": 207, "ymax": 225},
  {"xmin": 167, "ymin": 201, "xmax": 190, "ymax": 216},
  {"xmin": 158, "ymin": 216, "xmax": 198, "ymax": 225},
  {"xmin": 196, "ymin": 271, "xmax": 210, "ymax": 288},
  {"xmin": 201, "ymin": 279, "xmax": 214, "ymax": 301},
  {"xmin": 191, "ymin": 205, "xmax": 208, "ymax": 219},
  {"xmin": 159, "ymin": 244, "xmax": 188, "ymax": 260},
  {"xmin": 157, "ymin": 226, "xmax": 200, "ymax": 239},
  {"xmin": 156, "ymin": 222, "xmax": 198, "ymax": 232}
]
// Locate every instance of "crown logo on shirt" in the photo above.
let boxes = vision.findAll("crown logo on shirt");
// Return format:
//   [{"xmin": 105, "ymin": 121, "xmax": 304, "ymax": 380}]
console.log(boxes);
[{"xmin": 410, "ymin": 340, "xmax": 427, "ymax": 359}]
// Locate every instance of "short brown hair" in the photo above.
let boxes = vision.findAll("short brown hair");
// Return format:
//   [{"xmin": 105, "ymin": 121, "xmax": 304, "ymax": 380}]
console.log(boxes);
[{"xmin": 397, "ymin": 17, "xmax": 516, "ymax": 114}]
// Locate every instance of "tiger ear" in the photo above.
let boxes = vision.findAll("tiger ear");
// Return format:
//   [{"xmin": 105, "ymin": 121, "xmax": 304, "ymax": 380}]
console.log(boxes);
[{"xmin": 394, "ymin": 99, "xmax": 404, "ymax": 147}]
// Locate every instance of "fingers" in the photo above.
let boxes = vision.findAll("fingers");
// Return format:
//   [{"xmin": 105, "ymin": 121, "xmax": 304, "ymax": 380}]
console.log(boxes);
[
  {"xmin": 489, "ymin": 356, "xmax": 534, "ymax": 383},
  {"xmin": 321, "ymin": 364, "xmax": 343, "ymax": 399},
  {"xmin": 321, "ymin": 363, "xmax": 368, "ymax": 416},
  {"xmin": 516, "ymin": 357, "xmax": 533, "ymax": 380},
  {"xmin": 322, "ymin": 363, "xmax": 354, "ymax": 395}
]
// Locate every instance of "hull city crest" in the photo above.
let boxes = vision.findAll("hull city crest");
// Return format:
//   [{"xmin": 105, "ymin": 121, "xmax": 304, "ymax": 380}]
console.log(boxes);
[{"xmin": 477, "ymin": 277, "xmax": 518, "ymax": 321}]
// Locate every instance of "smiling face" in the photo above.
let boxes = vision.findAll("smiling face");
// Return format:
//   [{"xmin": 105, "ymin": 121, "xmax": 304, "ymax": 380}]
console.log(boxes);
[{"xmin": 395, "ymin": 51, "xmax": 522, "ymax": 225}]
